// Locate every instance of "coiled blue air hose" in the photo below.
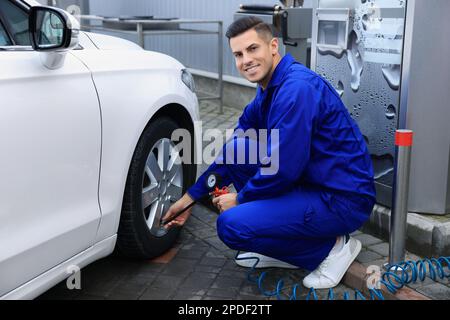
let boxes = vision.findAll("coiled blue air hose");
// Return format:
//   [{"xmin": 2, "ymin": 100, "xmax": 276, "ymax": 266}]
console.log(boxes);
[{"xmin": 235, "ymin": 251, "xmax": 450, "ymax": 300}]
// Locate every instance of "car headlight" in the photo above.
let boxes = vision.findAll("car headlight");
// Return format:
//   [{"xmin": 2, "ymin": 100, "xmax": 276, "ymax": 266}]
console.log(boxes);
[{"xmin": 181, "ymin": 69, "xmax": 196, "ymax": 93}]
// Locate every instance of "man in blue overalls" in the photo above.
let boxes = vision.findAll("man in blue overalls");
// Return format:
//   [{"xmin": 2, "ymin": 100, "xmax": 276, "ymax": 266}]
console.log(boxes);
[{"xmin": 163, "ymin": 16, "xmax": 376, "ymax": 289}]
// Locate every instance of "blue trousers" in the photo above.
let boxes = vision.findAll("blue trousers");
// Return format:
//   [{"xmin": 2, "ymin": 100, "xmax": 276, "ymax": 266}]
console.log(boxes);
[{"xmin": 215, "ymin": 138, "xmax": 374, "ymax": 271}]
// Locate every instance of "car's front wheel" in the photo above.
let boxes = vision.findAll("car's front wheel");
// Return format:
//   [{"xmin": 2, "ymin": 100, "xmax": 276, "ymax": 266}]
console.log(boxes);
[{"xmin": 116, "ymin": 117, "xmax": 196, "ymax": 259}]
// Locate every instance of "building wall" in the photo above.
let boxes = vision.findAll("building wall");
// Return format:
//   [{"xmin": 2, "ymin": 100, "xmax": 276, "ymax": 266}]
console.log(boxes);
[
  {"xmin": 43, "ymin": 0, "xmax": 90, "ymax": 14},
  {"xmin": 86, "ymin": 0, "xmax": 309, "ymax": 79}
]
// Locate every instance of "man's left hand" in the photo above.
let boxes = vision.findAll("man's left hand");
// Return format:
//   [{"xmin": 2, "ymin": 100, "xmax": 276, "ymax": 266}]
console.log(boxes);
[{"xmin": 212, "ymin": 193, "xmax": 238, "ymax": 213}]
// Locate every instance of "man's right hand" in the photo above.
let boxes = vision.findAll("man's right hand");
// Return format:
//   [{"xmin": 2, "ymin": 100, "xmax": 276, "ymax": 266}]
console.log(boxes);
[{"xmin": 162, "ymin": 193, "xmax": 194, "ymax": 230}]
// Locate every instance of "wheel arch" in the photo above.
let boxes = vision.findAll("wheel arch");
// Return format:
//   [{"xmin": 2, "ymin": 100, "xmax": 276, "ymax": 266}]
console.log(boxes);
[
  {"xmin": 149, "ymin": 103, "xmax": 195, "ymax": 138},
  {"xmin": 143, "ymin": 102, "xmax": 198, "ymax": 193}
]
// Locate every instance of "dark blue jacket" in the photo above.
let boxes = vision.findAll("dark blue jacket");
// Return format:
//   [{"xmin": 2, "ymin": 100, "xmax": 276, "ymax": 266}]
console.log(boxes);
[{"xmin": 188, "ymin": 54, "xmax": 376, "ymax": 205}]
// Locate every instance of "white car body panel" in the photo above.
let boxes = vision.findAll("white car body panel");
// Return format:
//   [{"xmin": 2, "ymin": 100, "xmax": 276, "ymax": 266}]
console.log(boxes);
[
  {"xmin": 2, "ymin": 235, "xmax": 116, "ymax": 300},
  {"xmin": 0, "ymin": 50, "xmax": 102, "ymax": 297},
  {"xmin": 83, "ymin": 32, "xmax": 142, "ymax": 51},
  {"xmin": 1, "ymin": 0, "xmax": 200, "ymax": 299}
]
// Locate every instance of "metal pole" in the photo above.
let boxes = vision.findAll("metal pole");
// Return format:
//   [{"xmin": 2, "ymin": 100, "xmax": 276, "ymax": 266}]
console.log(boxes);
[
  {"xmin": 137, "ymin": 23, "xmax": 144, "ymax": 48},
  {"xmin": 218, "ymin": 21, "xmax": 224, "ymax": 114},
  {"xmin": 389, "ymin": 129, "xmax": 414, "ymax": 265}
]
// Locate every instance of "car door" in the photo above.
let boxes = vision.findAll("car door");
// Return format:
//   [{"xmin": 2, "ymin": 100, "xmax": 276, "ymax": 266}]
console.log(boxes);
[{"xmin": 0, "ymin": 0, "xmax": 102, "ymax": 296}]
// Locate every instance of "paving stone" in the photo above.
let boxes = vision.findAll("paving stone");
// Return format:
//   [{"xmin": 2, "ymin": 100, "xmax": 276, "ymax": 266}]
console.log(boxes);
[
  {"xmin": 354, "ymin": 234, "xmax": 384, "ymax": 247},
  {"xmin": 351, "ymin": 230, "xmax": 363, "ymax": 236},
  {"xmin": 81, "ymin": 275, "xmax": 123, "ymax": 297},
  {"xmin": 133, "ymin": 262, "xmax": 166, "ymax": 277},
  {"xmin": 110, "ymin": 276, "xmax": 149, "ymax": 292},
  {"xmin": 368, "ymin": 242, "xmax": 390, "ymax": 257},
  {"xmin": 192, "ymin": 228, "xmax": 218, "ymax": 240},
  {"xmin": 176, "ymin": 248, "xmax": 207, "ymax": 260},
  {"xmin": 236, "ymin": 294, "xmax": 267, "ymax": 300},
  {"xmin": 180, "ymin": 241, "xmax": 210, "ymax": 251},
  {"xmin": 150, "ymin": 247, "xmax": 179, "ymax": 264},
  {"xmin": 223, "ymin": 250, "xmax": 240, "ymax": 259},
  {"xmin": 206, "ymin": 121, "xmax": 221, "ymax": 128},
  {"xmin": 184, "ymin": 216, "xmax": 210, "ymax": 231},
  {"xmin": 285, "ymin": 268, "xmax": 310, "ymax": 279},
  {"xmin": 222, "ymin": 121, "xmax": 237, "ymax": 126},
  {"xmin": 199, "ymin": 256, "xmax": 227, "ymax": 268},
  {"xmin": 203, "ymin": 237, "xmax": 231, "ymax": 252},
  {"xmin": 416, "ymin": 283, "xmax": 450, "ymax": 300},
  {"xmin": 356, "ymin": 249, "xmax": 383, "ymax": 264},
  {"xmin": 204, "ymin": 248, "xmax": 227, "ymax": 259},
  {"xmin": 192, "ymin": 205, "xmax": 218, "ymax": 219},
  {"xmin": 70, "ymin": 294, "xmax": 105, "ymax": 300},
  {"xmin": 219, "ymin": 270, "xmax": 248, "ymax": 280},
  {"xmin": 202, "ymin": 296, "xmax": 233, "ymax": 300},
  {"xmin": 139, "ymin": 287, "xmax": 176, "ymax": 300},
  {"xmin": 151, "ymin": 274, "xmax": 185, "ymax": 289},
  {"xmin": 176, "ymin": 228, "xmax": 192, "ymax": 240},
  {"xmin": 194, "ymin": 265, "xmax": 222, "ymax": 274},
  {"xmin": 206, "ymin": 287, "xmax": 240, "ymax": 299},
  {"xmin": 240, "ymin": 282, "xmax": 264, "ymax": 297},
  {"xmin": 200, "ymin": 110, "xmax": 217, "ymax": 116},
  {"xmin": 105, "ymin": 289, "xmax": 144, "ymax": 300},
  {"xmin": 222, "ymin": 260, "xmax": 243, "ymax": 271},
  {"xmin": 217, "ymin": 125, "xmax": 235, "ymax": 131},
  {"xmin": 171, "ymin": 288, "xmax": 207, "ymax": 300},
  {"xmin": 172, "ymin": 294, "xmax": 203, "ymax": 300},
  {"xmin": 118, "ymin": 265, "xmax": 156, "ymax": 279},
  {"xmin": 179, "ymin": 272, "xmax": 217, "ymax": 290},
  {"xmin": 122, "ymin": 274, "xmax": 156, "ymax": 285},
  {"xmin": 211, "ymin": 276, "xmax": 245, "ymax": 289},
  {"xmin": 161, "ymin": 258, "xmax": 198, "ymax": 276}
]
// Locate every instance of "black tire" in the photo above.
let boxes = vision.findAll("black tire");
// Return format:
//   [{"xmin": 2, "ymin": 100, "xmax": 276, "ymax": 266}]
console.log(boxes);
[{"xmin": 116, "ymin": 117, "xmax": 196, "ymax": 259}]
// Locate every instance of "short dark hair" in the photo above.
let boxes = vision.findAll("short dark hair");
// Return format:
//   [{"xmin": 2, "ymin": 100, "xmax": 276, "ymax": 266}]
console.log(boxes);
[{"xmin": 226, "ymin": 16, "xmax": 273, "ymax": 42}]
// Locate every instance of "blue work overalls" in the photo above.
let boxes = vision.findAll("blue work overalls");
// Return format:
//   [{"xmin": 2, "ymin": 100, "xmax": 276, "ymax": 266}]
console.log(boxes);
[{"xmin": 188, "ymin": 54, "xmax": 376, "ymax": 271}]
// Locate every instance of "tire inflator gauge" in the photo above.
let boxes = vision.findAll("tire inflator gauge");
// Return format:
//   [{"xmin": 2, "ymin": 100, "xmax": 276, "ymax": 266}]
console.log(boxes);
[{"xmin": 161, "ymin": 172, "xmax": 229, "ymax": 226}]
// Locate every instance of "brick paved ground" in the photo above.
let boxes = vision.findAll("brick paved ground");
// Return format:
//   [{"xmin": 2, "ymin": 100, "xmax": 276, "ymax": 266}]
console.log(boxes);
[{"xmin": 37, "ymin": 100, "xmax": 449, "ymax": 300}]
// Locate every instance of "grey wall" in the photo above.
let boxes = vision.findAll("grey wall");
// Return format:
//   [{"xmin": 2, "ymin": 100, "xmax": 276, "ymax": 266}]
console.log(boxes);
[
  {"xmin": 44, "ymin": 0, "xmax": 90, "ymax": 14},
  {"xmin": 87, "ymin": 0, "xmax": 301, "ymax": 78}
]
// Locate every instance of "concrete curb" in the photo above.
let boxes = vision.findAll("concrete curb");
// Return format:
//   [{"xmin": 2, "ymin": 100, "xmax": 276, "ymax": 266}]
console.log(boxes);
[
  {"xmin": 364, "ymin": 204, "xmax": 450, "ymax": 257},
  {"xmin": 342, "ymin": 261, "xmax": 431, "ymax": 300}
]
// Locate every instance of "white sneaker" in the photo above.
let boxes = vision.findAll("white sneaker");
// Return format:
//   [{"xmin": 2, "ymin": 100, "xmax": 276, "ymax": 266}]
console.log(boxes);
[
  {"xmin": 235, "ymin": 252, "xmax": 298, "ymax": 269},
  {"xmin": 302, "ymin": 237, "xmax": 362, "ymax": 289}
]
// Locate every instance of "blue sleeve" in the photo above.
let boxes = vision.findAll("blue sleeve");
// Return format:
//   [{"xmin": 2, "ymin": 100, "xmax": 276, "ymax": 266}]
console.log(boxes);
[
  {"xmin": 236, "ymin": 80, "xmax": 320, "ymax": 204},
  {"xmin": 187, "ymin": 99, "xmax": 259, "ymax": 201}
]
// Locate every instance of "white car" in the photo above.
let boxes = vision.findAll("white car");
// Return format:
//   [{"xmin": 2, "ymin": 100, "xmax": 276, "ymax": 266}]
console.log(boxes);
[{"xmin": 0, "ymin": 0, "xmax": 200, "ymax": 299}]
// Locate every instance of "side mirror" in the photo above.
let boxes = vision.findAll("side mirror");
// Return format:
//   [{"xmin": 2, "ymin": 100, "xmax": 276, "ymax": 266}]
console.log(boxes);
[{"xmin": 29, "ymin": 6, "xmax": 79, "ymax": 52}]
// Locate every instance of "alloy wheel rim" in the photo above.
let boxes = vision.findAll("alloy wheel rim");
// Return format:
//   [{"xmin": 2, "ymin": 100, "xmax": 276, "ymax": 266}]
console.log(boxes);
[{"xmin": 142, "ymin": 138, "xmax": 183, "ymax": 236}]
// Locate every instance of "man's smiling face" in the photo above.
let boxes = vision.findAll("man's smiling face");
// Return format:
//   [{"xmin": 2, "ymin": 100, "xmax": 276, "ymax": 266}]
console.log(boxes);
[{"xmin": 230, "ymin": 28, "xmax": 279, "ymax": 89}]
